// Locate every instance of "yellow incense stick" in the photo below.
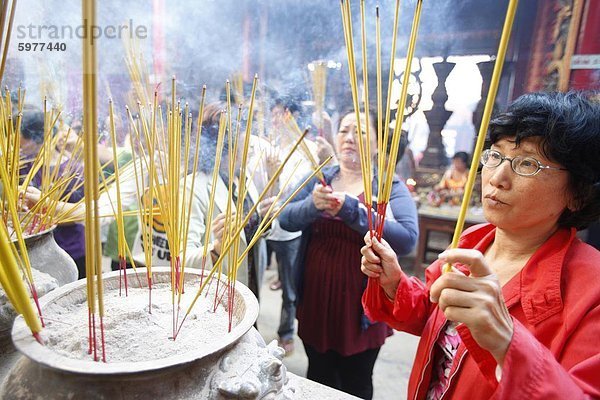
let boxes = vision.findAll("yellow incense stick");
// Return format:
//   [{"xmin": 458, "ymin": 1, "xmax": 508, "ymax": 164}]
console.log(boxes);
[
  {"xmin": 108, "ymin": 99, "xmax": 127, "ymax": 272},
  {"xmin": 284, "ymin": 114, "xmax": 327, "ymax": 183},
  {"xmin": 200, "ymin": 111, "xmax": 228, "ymax": 271},
  {"xmin": 341, "ymin": 0, "xmax": 371, "ymax": 210},
  {"xmin": 0, "ymin": 0, "xmax": 16, "ymax": 83},
  {"xmin": 0, "ymin": 157, "xmax": 35, "ymax": 286},
  {"xmin": 382, "ymin": 0, "xmax": 422, "ymax": 204},
  {"xmin": 0, "ymin": 221, "xmax": 42, "ymax": 338},
  {"xmin": 380, "ymin": 0, "xmax": 402, "ymax": 194},
  {"xmin": 375, "ymin": 6, "xmax": 383, "ymax": 190},
  {"xmin": 359, "ymin": 0, "xmax": 372, "ymax": 207},
  {"xmin": 443, "ymin": 0, "xmax": 519, "ymax": 273},
  {"xmin": 179, "ymin": 128, "xmax": 313, "ymax": 322},
  {"xmin": 180, "ymin": 153, "xmax": 331, "ymax": 329},
  {"xmin": 180, "ymin": 86, "xmax": 206, "ymax": 281},
  {"xmin": 82, "ymin": 0, "xmax": 105, "ymax": 361}
]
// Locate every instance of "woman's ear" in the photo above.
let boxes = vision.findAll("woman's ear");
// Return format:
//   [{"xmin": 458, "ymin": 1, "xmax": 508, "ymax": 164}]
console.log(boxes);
[{"xmin": 565, "ymin": 191, "xmax": 580, "ymax": 212}]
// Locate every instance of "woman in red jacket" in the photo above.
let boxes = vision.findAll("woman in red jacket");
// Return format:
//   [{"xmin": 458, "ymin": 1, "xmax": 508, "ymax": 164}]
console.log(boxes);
[{"xmin": 360, "ymin": 91, "xmax": 600, "ymax": 399}]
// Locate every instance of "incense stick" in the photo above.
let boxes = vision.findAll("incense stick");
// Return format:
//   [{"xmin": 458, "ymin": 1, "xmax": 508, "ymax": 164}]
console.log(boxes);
[
  {"xmin": 82, "ymin": 0, "xmax": 105, "ymax": 362},
  {"xmin": 443, "ymin": 0, "xmax": 519, "ymax": 273}
]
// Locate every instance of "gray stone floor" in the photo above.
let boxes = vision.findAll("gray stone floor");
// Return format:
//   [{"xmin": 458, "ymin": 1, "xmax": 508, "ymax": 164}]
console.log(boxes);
[{"xmin": 257, "ymin": 268, "xmax": 419, "ymax": 400}]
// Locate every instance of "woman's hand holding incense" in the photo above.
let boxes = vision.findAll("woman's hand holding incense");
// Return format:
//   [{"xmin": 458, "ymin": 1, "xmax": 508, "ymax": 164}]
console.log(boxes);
[
  {"xmin": 21, "ymin": 186, "xmax": 42, "ymax": 210},
  {"xmin": 312, "ymin": 183, "xmax": 343, "ymax": 214},
  {"xmin": 360, "ymin": 233, "xmax": 403, "ymax": 300},
  {"xmin": 430, "ymin": 249, "xmax": 513, "ymax": 367},
  {"xmin": 211, "ymin": 211, "xmax": 236, "ymax": 256},
  {"xmin": 324, "ymin": 192, "xmax": 345, "ymax": 217}
]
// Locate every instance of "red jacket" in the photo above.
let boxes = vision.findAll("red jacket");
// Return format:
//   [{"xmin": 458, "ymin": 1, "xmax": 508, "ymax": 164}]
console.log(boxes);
[{"xmin": 363, "ymin": 223, "xmax": 600, "ymax": 399}]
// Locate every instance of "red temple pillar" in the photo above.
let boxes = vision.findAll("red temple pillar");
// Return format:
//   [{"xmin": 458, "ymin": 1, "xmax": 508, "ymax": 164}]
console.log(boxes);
[{"xmin": 569, "ymin": 0, "xmax": 600, "ymax": 90}]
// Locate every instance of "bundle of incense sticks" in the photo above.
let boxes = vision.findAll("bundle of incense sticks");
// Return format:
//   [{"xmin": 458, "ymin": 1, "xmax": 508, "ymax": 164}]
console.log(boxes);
[
  {"xmin": 340, "ymin": 0, "xmax": 423, "ymax": 238},
  {"xmin": 177, "ymin": 123, "xmax": 333, "ymax": 335},
  {"xmin": 309, "ymin": 60, "xmax": 327, "ymax": 136},
  {"xmin": 123, "ymin": 37, "xmax": 153, "ymax": 109},
  {"xmin": 0, "ymin": 218, "xmax": 42, "ymax": 343},
  {"xmin": 121, "ymin": 69, "xmax": 331, "ymax": 337},
  {"xmin": 0, "ymin": 124, "xmax": 45, "ymax": 341},
  {"xmin": 340, "ymin": 0, "xmax": 423, "ymax": 306},
  {"xmin": 11, "ymin": 97, "xmax": 139, "ymax": 236},
  {"xmin": 231, "ymin": 71, "xmax": 244, "ymax": 105}
]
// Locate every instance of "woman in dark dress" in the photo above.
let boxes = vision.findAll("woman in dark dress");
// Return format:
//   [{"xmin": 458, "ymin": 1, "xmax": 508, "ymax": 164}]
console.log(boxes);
[
  {"xmin": 278, "ymin": 109, "xmax": 419, "ymax": 399},
  {"xmin": 20, "ymin": 109, "xmax": 87, "ymax": 278}
]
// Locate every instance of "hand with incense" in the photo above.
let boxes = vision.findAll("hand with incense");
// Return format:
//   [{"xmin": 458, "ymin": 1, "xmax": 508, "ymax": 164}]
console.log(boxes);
[
  {"xmin": 311, "ymin": 183, "xmax": 343, "ymax": 214},
  {"xmin": 276, "ymin": 108, "xmax": 418, "ymax": 397},
  {"xmin": 430, "ymin": 248, "xmax": 513, "ymax": 366},
  {"xmin": 360, "ymin": 232, "xmax": 403, "ymax": 301},
  {"xmin": 210, "ymin": 211, "xmax": 236, "ymax": 258},
  {"xmin": 20, "ymin": 186, "xmax": 42, "ymax": 210}
]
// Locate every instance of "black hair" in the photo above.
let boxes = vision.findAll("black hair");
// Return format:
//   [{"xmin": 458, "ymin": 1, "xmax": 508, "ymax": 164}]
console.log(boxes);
[
  {"xmin": 20, "ymin": 108, "xmax": 46, "ymax": 144},
  {"xmin": 452, "ymin": 151, "xmax": 469, "ymax": 166},
  {"xmin": 270, "ymin": 95, "xmax": 302, "ymax": 115},
  {"xmin": 196, "ymin": 101, "xmax": 234, "ymax": 174},
  {"xmin": 488, "ymin": 91, "xmax": 600, "ymax": 230},
  {"xmin": 285, "ymin": 97, "xmax": 302, "ymax": 115}
]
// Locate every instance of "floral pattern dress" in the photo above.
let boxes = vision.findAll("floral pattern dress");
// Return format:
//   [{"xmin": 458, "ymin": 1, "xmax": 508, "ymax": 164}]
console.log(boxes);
[{"xmin": 426, "ymin": 322, "xmax": 462, "ymax": 399}]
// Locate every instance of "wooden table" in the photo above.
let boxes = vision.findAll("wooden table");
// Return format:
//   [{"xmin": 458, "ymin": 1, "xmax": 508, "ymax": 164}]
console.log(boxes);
[{"xmin": 414, "ymin": 205, "xmax": 486, "ymax": 271}]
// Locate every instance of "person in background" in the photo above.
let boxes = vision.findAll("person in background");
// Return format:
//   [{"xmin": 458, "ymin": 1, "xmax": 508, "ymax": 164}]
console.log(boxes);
[
  {"xmin": 26, "ymin": 113, "xmax": 139, "ymax": 274},
  {"xmin": 20, "ymin": 108, "xmax": 86, "ymax": 278},
  {"xmin": 278, "ymin": 108, "xmax": 418, "ymax": 399},
  {"xmin": 435, "ymin": 151, "xmax": 469, "ymax": 192},
  {"xmin": 264, "ymin": 96, "xmax": 318, "ymax": 354},
  {"xmin": 184, "ymin": 101, "xmax": 275, "ymax": 301},
  {"xmin": 361, "ymin": 91, "xmax": 600, "ymax": 399}
]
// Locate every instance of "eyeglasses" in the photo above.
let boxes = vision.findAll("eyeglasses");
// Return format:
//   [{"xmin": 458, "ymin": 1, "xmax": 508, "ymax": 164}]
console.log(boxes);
[{"xmin": 480, "ymin": 149, "xmax": 567, "ymax": 177}]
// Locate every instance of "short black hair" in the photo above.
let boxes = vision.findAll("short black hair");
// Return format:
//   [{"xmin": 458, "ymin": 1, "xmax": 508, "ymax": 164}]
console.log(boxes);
[
  {"xmin": 20, "ymin": 107, "xmax": 46, "ymax": 144},
  {"xmin": 488, "ymin": 91, "xmax": 600, "ymax": 230},
  {"xmin": 452, "ymin": 151, "xmax": 469, "ymax": 166}
]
